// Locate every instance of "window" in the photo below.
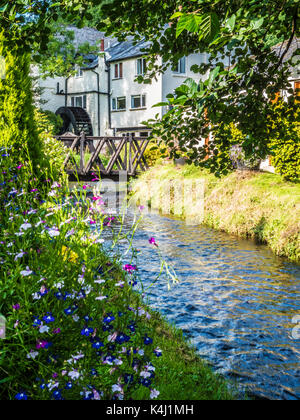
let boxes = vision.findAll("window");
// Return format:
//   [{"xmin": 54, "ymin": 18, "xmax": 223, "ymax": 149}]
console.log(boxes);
[
  {"xmin": 112, "ymin": 97, "xmax": 126, "ymax": 111},
  {"xmin": 140, "ymin": 132, "xmax": 149, "ymax": 137},
  {"xmin": 75, "ymin": 66, "xmax": 83, "ymax": 78},
  {"xmin": 131, "ymin": 94, "xmax": 146, "ymax": 109},
  {"xmin": 174, "ymin": 57, "xmax": 186, "ymax": 74},
  {"xmin": 114, "ymin": 63, "xmax": 123, "ymax": 79},
  {"xmin": 71, "ymin": 95, "xmax": 87, "ymax": 109},
  {"xmin": 137, "ymin": 58, "xmax": 147, "ymax": 75}
]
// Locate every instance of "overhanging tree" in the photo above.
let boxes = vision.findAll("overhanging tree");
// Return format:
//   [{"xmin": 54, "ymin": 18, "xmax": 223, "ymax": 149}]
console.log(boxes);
[{"xmin": 89, "ymin": 0, "xmax": 299, "ymax": 175}]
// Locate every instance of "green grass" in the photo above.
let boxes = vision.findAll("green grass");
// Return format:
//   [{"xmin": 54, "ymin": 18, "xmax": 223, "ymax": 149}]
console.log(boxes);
[{"xmin": 132, "ymin": 162, "xmax": 300, "ymax": 263}]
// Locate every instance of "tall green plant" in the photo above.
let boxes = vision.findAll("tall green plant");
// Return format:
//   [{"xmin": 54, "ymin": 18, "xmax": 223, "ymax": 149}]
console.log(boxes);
[{"xmin": 0, "ymin": 31, "xmax": 43, "ymax": 173}]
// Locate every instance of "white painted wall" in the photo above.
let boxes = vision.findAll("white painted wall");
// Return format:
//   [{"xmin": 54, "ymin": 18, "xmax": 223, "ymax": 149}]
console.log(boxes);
[{"xmin": 109, "ymin": 57, "xmax": 163, "ymax": 133}]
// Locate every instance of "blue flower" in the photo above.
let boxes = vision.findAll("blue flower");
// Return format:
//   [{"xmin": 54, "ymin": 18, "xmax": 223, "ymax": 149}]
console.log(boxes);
[
  {"xmin": 43, "ymin": 313, "xmax": 55, "ymax": 324},
  {"xmin": 33, "ymin": 317, "xmax": 41, "ymax": 327},
  {"xmin": 124, "ymin": 374, "xmax": 134, "ymax": 384},
  {"xmin": 65, "ymin": 382, "xmax": 73, "ymax": 390},
  {"xmin": 143, "ymin": 335, "xmax": 153, "ymax": 345},
  {"xmin": 127, "ymin": 323, "xmax": 136, "ymax": 333},
  {"xmin": 103, "ymin": 314, "xmax": 115, "ymax": 324},
  {"xmin": 81, "ymin": 327, "xmax": 94, "ymax": 337},
  {"xmin": 90, "ymin": 369, "xmax": 98, "ymax": 376},
  {"xmin": 91, "ymin": 338, "xmax": 104, "ymax": 349},
  {"xmin": 102, "ymin": 324, "xmax": 113, "ymax": 332},
  {"xmin": 15, "ymin": 392, "xmax": 28, "ymax": 400},
  {"xmin": 53, "ymin": 390, "xmax": 63, "ymax": 400},
  {"xmin": 116, "ymin": 333, "xmax": 131, "ymax": 344},
  {"xmin": 141, "ymin": 378, "xmax": 151, "ymax": 388}
]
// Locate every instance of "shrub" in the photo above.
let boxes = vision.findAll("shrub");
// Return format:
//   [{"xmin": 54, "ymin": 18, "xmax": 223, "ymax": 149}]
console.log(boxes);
[
  {"xmin": 34, "ymin": 109, "xmax": 67, "ymax": 180},
  {"xmin": 268, "ymin": 103, "xmax": 300, "ymax": 182},
  {"xmin": 143, "ymin": 140, "xmax": 168, "ymax": 167},
  {"xmin": 35, "ymin": 109, "xmax": 63, "ymax": 136},
  {"xmin": 0, "ymin": 31, "xmax": 43, "ymax": 173}
]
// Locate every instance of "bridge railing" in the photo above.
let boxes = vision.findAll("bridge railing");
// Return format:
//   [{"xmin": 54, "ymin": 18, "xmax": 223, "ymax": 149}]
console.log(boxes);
[{"xmin": 56, "ymin": 132, "xmax": 150, "ymax": 178}]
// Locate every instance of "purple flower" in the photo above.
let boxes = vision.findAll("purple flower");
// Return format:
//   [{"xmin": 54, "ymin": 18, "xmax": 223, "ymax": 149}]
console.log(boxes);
[{"xmin": 13, "ymin": 304, "xmax": 20, "ymax": 311}]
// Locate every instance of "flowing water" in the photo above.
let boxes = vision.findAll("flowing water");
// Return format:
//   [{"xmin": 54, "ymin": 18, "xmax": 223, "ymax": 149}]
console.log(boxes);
[
  {"xmin": 115, "ymin": 207, "xmax": 300, "ymax": 400},
  {"xmin": 78, "ymin": 182, "xmax": 300, "ymax": 400}
]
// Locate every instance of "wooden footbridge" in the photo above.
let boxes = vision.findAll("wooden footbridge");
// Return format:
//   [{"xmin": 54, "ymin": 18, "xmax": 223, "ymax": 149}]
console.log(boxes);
[{"xmin": 57, "ymin": 133, "xmax": 150, "ymax": 180}]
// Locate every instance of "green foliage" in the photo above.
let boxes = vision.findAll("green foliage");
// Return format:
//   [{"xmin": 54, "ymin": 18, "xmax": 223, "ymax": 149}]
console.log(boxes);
[
  {"xmin": 35, "ymin": 109, "xmax": 63, "ymax": 136},
  {"xmin": 34, "ymin": 108, "xmax": 67, "ymax": 180},
  {"xmin": 268, "ymin": 103, "xmax": 300, "ymax": 182},
  {"xmin": 90, "ymin": 0, "xmax": 299, "ymax": 174},
  {"xmin": 0, "ymin": 31, "xmax": 43, "ymax": 173},
  {"xmin": 143, "ymin": 140, "xmax": 168, "ymax": 167}
]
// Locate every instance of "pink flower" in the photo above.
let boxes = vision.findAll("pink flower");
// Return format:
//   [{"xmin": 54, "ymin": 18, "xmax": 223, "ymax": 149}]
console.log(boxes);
[{"xmin": 149, "ymin": 237, "xmax": 158, "ymax": 247}]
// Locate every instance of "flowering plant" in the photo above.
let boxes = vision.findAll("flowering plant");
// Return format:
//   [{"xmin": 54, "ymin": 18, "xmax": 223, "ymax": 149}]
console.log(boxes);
[{"xmin": 0, "ymin": 149, "xmax": 164, "ymax": 401}]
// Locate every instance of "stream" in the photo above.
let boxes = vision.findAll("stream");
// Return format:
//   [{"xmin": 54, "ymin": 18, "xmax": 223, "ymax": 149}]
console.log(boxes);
[{"xmin": 113, "ymin": 206, "xmax": 300, "ymax": 400}]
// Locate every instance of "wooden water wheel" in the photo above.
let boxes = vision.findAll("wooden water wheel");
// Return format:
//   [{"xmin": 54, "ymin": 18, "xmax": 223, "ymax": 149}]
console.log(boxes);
[{"xmin": 56, "ymin": 107, "xmax": 94, "ymax": 136}]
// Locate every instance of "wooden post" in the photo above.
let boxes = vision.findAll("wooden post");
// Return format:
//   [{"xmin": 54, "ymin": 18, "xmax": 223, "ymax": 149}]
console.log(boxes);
[
  {"xmin": 124, "ymin": 136, "xmax": 128, "ymax": 172},
  {"xmin": 129, "ymin": 134, "xmax": 133, "ymax": 174},
  {"xmin": 80, "ymin": 132, "xmax": 85, "ymax": 175}
]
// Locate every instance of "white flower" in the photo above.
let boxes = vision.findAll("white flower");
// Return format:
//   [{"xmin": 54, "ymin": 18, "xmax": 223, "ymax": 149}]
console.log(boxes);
[
  {"xmin": 150, "ymin": 389, "xmax": 160, "ymax": 399},
  {"xmin": 15, "ymin": 232, "xmax": 24, "ymax": 237},
  {"xmin": 39, "ymin": 323, "xmax": 49, "ymax": 334},
  {"xmin": 95, "ymin": 295, "xmax": 107, "ymax": 301},
  {"xmin": 14, "ymin": 250, "xmax": 26, "ymax": 261},
  {"xmin": 48, "ymin": 229, "xmax": 60, "ymax": 238},
  {"xmin": 32, "ymin": 293, "xmax": 41, "ymax": 300},
  {"xmin": 94, "ymin": 278, "xmax": 106, "ymax": 285},
  {"xmin": 20, "ymin": 267, "xmax": 33, "ymax": 276},
  {"xmin": 53, "ymin": 281, "xmax": 65, "ymax": 289},
  {"xmin": 47, "ymin": 381, "xmax": 59, "ymax": 391},
  {"xmin": 68, "ymin": 370, "xmax": 80, "ymax": 380},
  {"xmin": 66, "ymin": 229, "xmax": 75, "ymax": 238},
  {"xmin": 27, "ymin": 351, "xmax": 39, "ymax": 360},
  {"xmin": 72, "ymin": 315, "xmax": 80, "ymax": 322},
  {"xmin": 112, "ymin": 384, "xmax": 123, "ymax": 393},
  {"xmin": 115, "ymin": 281, "xmax": 125, "ymax": 287},
  {"xmin": 20, "ymin": 222, "xmax": 32, "ymax": 231},
  {"xmin": 48, "ymin": 190, "xmax": 57, "ymax": 197},
  {"xmin": 140, "ymin": 371, "xmax": 151, "ymax": 378}
]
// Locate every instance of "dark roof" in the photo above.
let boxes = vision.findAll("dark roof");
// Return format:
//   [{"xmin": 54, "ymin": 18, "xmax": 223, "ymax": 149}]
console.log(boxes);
[{"xmin": 106, "ymin": 39, "xmax": 151, "ymax": 63}]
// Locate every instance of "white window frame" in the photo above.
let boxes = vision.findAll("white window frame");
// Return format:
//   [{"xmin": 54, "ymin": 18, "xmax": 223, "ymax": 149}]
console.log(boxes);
[
  {"xmin": 71, "ymin": 95, "xmax": 87, "ymax": 109},
  {"xmin": 113, "ymin": 62, "xmax": 123, "ymax": 79},
  {"xmin": 173, "ymin": 57, "xmax": 187, "ymax": 75},
  {"xmin": 136, "ymin": 58, "xmax": 147, "ymax": 76},
  {"xmin": 112, "ymin": 96, "xmax": 126, "ymax": 111},
  {"xmin": 75, "ymin": 66, "xmax": 83, "ymax": 78},
  {"xmin": 131, "ymin": 94, "xmax": 146, "ymax": 110}
]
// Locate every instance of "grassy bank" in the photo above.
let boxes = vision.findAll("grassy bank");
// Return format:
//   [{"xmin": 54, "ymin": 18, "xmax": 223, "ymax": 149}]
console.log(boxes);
[
  {"xmin": 132, "ymin": 162, "xmax": 300, "ymax": 263},
  {"xmin": 0, "ymin": 151, "xmax": 234, "ymax": 400}
]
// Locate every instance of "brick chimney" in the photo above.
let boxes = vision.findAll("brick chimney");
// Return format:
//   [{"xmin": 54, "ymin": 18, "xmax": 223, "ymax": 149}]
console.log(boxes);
[{"xmin": 100, "ymin": 39, "xmax": 105, "ymax": 52}]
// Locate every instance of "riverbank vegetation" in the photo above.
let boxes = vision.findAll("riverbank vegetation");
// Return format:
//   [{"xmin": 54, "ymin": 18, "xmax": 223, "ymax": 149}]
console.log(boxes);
[
  {"xmin": 132, "ymin": 163, "xmax": 300, "ymax": 263},
  {"xmin": 0, "ymin": 149, "xmax": 235, "ymax": 400},
  {"xmin": 0, "ymin": 35, "xmax": 233, "ymax": 400}
]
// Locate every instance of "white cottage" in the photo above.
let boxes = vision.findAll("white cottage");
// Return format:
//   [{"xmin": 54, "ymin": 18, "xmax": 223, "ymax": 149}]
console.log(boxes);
[{"xmin": 35, "ymin": 27, "xmax": 208, "ymax": 138}]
